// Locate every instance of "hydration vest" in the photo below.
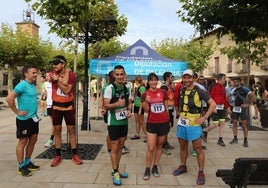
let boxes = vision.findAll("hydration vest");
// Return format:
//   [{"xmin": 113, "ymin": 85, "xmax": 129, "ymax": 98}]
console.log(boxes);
[
  {"xmin": 233, "ymin": 87, "xmax": 247, "ymax": 106},
  {"xmin": 103, "ymin": 83, "xmax": 129, "ymax": 123},
  {"xmin": 179, "ymin": 85, "xmax": 202, "ymax": 114},
  {"xmin": 110, "ymin": 83, "xmax": 129, "ymax": 107}
]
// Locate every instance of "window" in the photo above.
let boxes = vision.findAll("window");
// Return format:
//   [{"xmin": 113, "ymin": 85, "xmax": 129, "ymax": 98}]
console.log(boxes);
[
  {"xmin": 227, "ymin": 58, "xmax": 232, "ymax": 73},
  {"xmin": 3, "ymin": 73, "xmax": 8, "ymax": 85},
  {"xmin": 215, "ymin": 57, "xmax": 219, "ymax": 74}
]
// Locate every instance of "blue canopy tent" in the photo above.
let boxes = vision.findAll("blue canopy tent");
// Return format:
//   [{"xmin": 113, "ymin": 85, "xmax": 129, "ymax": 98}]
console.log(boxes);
[{"xmin": 90, "ymin": 39, "xmax": 188, "ymax": 80}]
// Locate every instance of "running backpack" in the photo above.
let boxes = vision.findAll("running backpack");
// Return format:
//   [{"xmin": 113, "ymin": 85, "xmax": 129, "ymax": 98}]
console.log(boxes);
[{"xmin": 104, "ymin": 83, "xmax": 129, "ymax": 123}]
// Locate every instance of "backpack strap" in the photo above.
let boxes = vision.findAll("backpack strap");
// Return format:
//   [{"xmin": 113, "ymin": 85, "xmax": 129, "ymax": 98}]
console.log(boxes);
[{"xmin": 111, "ymin": 83, "xmax": 129, "ymax": 107}]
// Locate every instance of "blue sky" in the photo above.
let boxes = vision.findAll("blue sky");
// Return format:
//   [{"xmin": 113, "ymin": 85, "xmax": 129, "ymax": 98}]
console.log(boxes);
[{"xmin": 0, "ymin": 0, "xmax": 195, "ymax": 47}]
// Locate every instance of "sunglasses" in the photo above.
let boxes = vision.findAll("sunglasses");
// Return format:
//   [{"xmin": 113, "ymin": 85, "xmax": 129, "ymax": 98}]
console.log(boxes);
[{"xmin": 52, "ymin": 58, "xmax": 65, "ymax": 65}]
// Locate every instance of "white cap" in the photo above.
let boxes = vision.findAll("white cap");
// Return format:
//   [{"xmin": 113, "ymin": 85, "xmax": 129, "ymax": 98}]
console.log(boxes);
[{"xmin": 182, "ymin": 69, "xmax": 194, "ymax": 77}]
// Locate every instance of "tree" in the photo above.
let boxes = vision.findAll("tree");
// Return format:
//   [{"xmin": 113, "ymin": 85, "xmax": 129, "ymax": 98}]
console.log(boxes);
[
  {"xmin": 0, "ymin": 24, "xmax": 54, "ymax": 69},
  {"xmin": 177, "ymin": 0, "xmax": 268, "ymax": 43},
  {"xmin": 151, "ymin": 38, "xmax": 188, "ymax": 61},
  {"xmin": 26, "ymin": 0, "xmax": 127, "ymax": 42},
  {"xmin": 221, "ymin": 39, "xmax": 268, "ymax": 86},
  {"xmin": 151, "ymin": 38, "xmax": 213, "ymax": 73},
  {"xmin": 89, "ymin": 38, "xmax": 128, "ymax": 59},
  {"xmin": 0, "ymin": 24, "xmax": 55, "ymax": 92},
  {"xmin": 178, "ymin": 0, "xmax": 268, "ymax": 85},
  {"xmin": 26, "ymin": 0, "xmax": 128, "ymax": 82}
]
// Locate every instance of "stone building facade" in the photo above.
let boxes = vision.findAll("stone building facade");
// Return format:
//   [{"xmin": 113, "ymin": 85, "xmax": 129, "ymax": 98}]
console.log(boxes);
[{"xmin": 200, "ymin": 28, "xmax": 268, "ymax": 90}]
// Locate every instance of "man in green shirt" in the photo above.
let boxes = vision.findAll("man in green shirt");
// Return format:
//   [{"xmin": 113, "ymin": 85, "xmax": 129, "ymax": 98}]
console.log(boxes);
[{"xmin": 103, "ymin": 65, "xmax": 132, "ymax": 186}]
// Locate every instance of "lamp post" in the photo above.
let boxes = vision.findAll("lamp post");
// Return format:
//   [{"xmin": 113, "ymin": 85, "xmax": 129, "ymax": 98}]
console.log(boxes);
[
  {"xmin": 81, "ymin": 22, "xmax": 90, "ymax": 130},
  {"xmin": 81, "ymin": 16, "xmax": 117, "ymax": 131}
]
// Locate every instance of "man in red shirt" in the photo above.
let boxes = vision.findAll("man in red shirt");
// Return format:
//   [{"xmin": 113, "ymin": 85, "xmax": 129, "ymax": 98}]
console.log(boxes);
[
  {"xmin": 49, "ymin": 55, "xmax": 82, "ymax": 167},
  {"xmin": 201, "ymin": 73, "xmax": 229, "ymax": 146}
]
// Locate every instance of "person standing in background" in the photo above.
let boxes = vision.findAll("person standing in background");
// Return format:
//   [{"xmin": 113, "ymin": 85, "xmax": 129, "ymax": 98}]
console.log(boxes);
[
  {"xmin": 252, "ymin": 82, "xmax": 265, "ymax": 119},
  {"xmin": 39, "ymin": 75, "xmax": 47, "ymax": 116},
  {"xmin": 131, "ymin": 75, "xmax": 147, "ymax": 142},
  {"xmin": 202, "ymin": 73, "xmax": 229, "ymax": 146},
  {"xmin": 229, "ymin": 77, "xmax": 256, "ymax": 147},
  {"xmin": 43, "ymin": 71, "xmax": 54, "ymax": 148},
  {"xmin": 225, "ymin": 80, "xmax": 234, "ymax": 120},
  {"xmin": 92, "ymin": 83, "xmax": 97, "ymax": 102},
  {"xmin": 160, "ymin": 72, "xmax": 175, "ymax": 152},
  {"xmin": 6, "ymin": 66, "xmax": 40, "ymax": 177},
  {"xmin": 100, "ymin": 71, "xmax": 114, "ymax": 154},
  {"xmin": 49, "ymin": 55, "xmax": 83, "ymax": 167}
]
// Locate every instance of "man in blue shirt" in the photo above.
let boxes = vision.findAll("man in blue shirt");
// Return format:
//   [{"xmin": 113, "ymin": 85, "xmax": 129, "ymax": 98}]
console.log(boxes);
[{"xmin": 6, "ymin": 66, "xmax": 40, "ymax": 177}]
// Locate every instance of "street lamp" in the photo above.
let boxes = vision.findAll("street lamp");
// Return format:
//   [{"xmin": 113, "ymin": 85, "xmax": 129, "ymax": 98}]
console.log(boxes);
[{"xmin": 81, "ymin": 16, "xmax": 117, "ymax": 131}]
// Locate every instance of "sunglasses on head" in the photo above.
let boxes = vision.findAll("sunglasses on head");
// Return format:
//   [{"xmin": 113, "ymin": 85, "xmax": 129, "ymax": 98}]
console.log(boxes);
[{"xmin": 52, "ymin": 58, "xmax": 65, "ymax": 65}]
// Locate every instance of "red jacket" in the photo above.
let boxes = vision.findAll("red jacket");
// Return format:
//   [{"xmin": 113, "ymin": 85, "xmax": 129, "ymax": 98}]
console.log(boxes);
[
  {"xmin": 209, "ymin": 82, "xmax": 229, "ymax": 109},
  {"xmin": 174, "ymin": 81, "xmax": 183, "ymax": 107}
]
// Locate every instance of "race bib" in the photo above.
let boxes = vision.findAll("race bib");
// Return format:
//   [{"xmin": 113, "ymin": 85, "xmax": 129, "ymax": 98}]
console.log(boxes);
[
  {"xmin": 32, "ymin": 116, "xmax": 41, "ymax": 122},
  {"xmin": 56, "ymin": 88, "xmax": 68, "ymax": 97},
  {"xmin": 233, "ymin": 106, "xmax": 242, "ymax": 113},
  {"xmin": 216, "ymin": 104, "xmax": 224, "ymax": 110},
  {"xmin": 115, "ymin": 107, "xmax": 127, "ymax": 120},
  {"xmin": 177, "ymin": 117, "xmax": 189, "ymax": 127},
  {"xmin": 150, "ymin": 102, "xmax": 165, "ymax": 113}
]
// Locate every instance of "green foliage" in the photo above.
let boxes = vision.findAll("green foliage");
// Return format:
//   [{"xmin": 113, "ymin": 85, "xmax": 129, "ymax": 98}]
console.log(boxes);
[
  {"xmin": 25, "ymin": 0, "xmax": 128, "ymax": 41},
  {"xmin": 220, "ymin": 40, "xmax": 268, "ymax": 66},
  {"xmin": 89, "ymin": 38, "xmax": 128, "ymax": 58},
  {"xmin": 151, "ymin": 38, "xmax": 188, "ymax": 61},
  {"xmin": 178, "ymin": 0, "xmax": 268, "ymax": 43},
  {"xmin": 0, "ymin": 24, "xmax": 55, "ymax": 71},
  {"xmin": 183, "ymin": 40, "xmax": 214, "ymax": 72},
  {"xmin": 151, "ymin": 38, "xmax": 213, "ymax": 72}
]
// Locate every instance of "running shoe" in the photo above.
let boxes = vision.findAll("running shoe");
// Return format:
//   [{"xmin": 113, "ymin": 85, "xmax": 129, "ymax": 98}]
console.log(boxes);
[
  {"xmin": 229, "ymin": 138, "xmax": 238, "ymax": 144},
  {"xmin": 72, "ymin": 154, "xmax": 83, "ymax": 165},
  {"xmin": 163, "ymin": 142, "xmax": 175, "ymax": 149},
  {"xmin": 51, "ymin": 155, "xmax": 62, "ymax": 167},
  {"xmin": 130, "ymin": 134, "xmax": 140, "ymax": 140},
  {"xmin": 26, "ymin": 161, "xmax": 40, "ymax": 171},
  {"xmin": 143, "ymin": 168, "xmax": 150, "ymax": 180},
  {"xmin": 217, "ymin": 139, "xmax": 226, "ymax": 147},
  {"xmin": 122, "ymin": 146, "xmax": 130, "ymax": 154},
  {"xmin": 243, "ymin": 140, "xmax": 249, "ymax": 147},
  {"xmin": 152, "ymin": 166, "xmax": 160, "ymax": 178},
  {"xmin": 113, "ymin": 172, "xmax": 122, "ymax": 186},
  {"xmin": 191, "ymin": 150, "xmax": 197, "ymax": 157},
  {"xmin": 17, "ymin": 166, "xmax": 32, "ymax": 177},
  {"xmin": 172, "ymin": 165, "xmax": 187, "ymax": 176},
  {"xmin": 196, "ymin": 171, "xmax": 205, "ymax": 185},
  {"xmin": 111, "ymin": 171, "xmax": 128, "ymax": 178},
  {"xmin": 44, "ymin": 139, "xmax": 54, "ymax": 148}
]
